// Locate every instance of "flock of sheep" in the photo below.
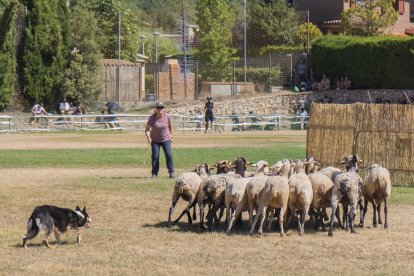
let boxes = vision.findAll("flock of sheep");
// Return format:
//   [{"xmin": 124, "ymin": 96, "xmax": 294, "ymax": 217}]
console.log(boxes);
[{"xmin": 167, "ymin": 155, "xmax": 391, "ymax": 237}]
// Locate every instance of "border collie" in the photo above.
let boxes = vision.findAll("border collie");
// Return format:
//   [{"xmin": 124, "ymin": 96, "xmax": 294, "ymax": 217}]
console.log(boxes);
[{"xmin": 23, "ymin": 205, "xmax": 91, "ymax": 248}]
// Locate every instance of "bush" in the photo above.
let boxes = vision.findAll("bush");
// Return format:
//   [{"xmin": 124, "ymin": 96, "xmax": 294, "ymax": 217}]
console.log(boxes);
[
  {"xmin": 311, "ymin": 35, "xmax": 414, "ymax": 89},
  {"xmin": 234, "ymin": 67, "xmax": 283, "ymax": 92}
]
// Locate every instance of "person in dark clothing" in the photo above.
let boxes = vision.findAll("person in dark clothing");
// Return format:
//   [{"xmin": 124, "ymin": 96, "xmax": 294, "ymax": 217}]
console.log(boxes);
[{"xmin": 204, "ymin": 96, "xmax": 214, "ymax": 134}]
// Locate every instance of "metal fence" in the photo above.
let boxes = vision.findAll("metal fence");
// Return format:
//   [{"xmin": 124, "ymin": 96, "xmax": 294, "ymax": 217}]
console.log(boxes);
[{"xmin": 0, "ymin": 114, "xmax": 308, "ymax": 133}]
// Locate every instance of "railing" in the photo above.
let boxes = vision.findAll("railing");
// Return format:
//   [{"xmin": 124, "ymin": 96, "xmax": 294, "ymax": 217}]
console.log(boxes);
[{"xmin": 0, "ymin": 113, "xmax": 308, "ymax": 133}]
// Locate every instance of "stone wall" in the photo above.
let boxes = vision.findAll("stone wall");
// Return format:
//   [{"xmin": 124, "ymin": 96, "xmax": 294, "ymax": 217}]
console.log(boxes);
[
  {"xmin": 169, "ymin": 92, "xmax": 309, "ymax": 116},
  {"xmin": 168, "ymin": 89, "xmax": 414, "ymax": 117}
]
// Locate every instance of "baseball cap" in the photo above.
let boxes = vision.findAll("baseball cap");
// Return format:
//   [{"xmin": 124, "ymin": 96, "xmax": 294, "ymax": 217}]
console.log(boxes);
[{"xmin": 155, "ymin": 102, "xmax": 165, "ymax": 108}]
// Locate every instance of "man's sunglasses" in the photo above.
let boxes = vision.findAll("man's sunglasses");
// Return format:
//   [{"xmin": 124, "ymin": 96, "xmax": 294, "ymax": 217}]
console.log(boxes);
[{"xmin": 156, "ymin": 106, "xmax": 164, "ymax": 109}]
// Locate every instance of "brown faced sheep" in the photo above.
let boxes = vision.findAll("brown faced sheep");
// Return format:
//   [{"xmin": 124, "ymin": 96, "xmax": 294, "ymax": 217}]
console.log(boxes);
[
  {"xmin": 360, "ymin": 164, "xmax": 392, "ymax": 228},
  {"xmin": 328, "ymin": 154, "xmax": 364, "ymax": 237},
  {"xmin": 225, "ymin": 160, "xmax": 270, "ymax": 232},
  {"xmin": 249, "ymin": 159, "xmax": 291, "ymax": 236},
  {"xmin": 167, "ymin": 164, "xmax": 210, "ymax": 228},
  {"xmin": 287, "ymin": 160, "xmax": 313, "ymax": 235},
  {"xmin": 305, "ymin": 156, "xmax": 320, "ymax": 175}
]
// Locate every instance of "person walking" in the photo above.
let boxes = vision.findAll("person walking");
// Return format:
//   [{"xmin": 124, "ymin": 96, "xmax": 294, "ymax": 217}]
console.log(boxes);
[
  {"xmin": 204, "ymin": 96, "xmax": 214, "ymax": 134},
  {"xmin": 145, "ymin": 102, "xmax": 175, "ymax": 179}
]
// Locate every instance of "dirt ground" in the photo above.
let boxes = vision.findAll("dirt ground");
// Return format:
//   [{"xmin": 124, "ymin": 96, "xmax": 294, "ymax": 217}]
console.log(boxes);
[
  {"xmin": 0, "ymin": 130, "xmax": 306, "ymax": 149},
  {"xmin": 1, "ymin": 131, "xmax": 413, "ymax": 275}
]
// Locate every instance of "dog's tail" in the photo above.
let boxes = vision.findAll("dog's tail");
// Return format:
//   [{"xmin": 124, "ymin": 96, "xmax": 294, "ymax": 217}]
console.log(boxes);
[{"xmin": 23, "ymin": 208, "xmax": 41, "ymax": 241}]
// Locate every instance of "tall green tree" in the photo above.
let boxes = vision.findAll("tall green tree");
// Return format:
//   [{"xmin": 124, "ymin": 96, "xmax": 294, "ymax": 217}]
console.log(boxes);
[
  {"xmin": 23, "ymin": 0, "xmax": 71, "ymax": 104},
  {"xmin": 195, "ymin": 0, "xmax": 237, "ymax": 81},
  {"xmin": 63, "ymin": 2, "xmax": 103, "ymax": 106},
  {"xmin": 0, "ymin": 0, "xmax": 17, "ymax": 110},
  {"xmin": 89, "ymin": 0, "xmax": 141, "ymax": 61},
  {"xmin": 248, "ymin": 0, "xmax": 300, "ymax": 50},
  {"xmin": 342, "ymin": 0, "xmax": 398, "ymax": 36}
]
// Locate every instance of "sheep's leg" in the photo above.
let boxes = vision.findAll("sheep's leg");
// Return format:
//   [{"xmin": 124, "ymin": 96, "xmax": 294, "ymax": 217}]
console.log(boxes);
[
  {"xmin": 323, "ymin": 208, "xmax": 329, "ymax": 221},
  {"xmin": 192, "ymin": 205, "xmax": 197, "ymax": 221},
  {"xmin": 372, "ymin": 202, "xmax": 377, "ymax": 227},
  {"xmin": 226, "ymin": 205, "xmax": 232, "ymax": 232},
  {"xmin": 300, "ymin": 206, "xmax": 309, "ymax": 235},
  {"xmin": 359, "ymin": 199, "xmax": 364, "ymax": 227},
  {"xmin": 207, "ymin": 205, "xmax": 218, "ymax": 231},
  {"xmin": 328, "ymin": 202, "xmax": 338, "ymax": 237},
  {"xmin": 198, "ymin": 203, "xmax": 206, "ymax": 230},
  {"xmin": 266, "ymin": 208, "xmax": 275, "ymax": 231},
  {"xmin": 279, "ymin": 204, "xmax": 287, "ymax": 237},
  {"xmin": 249, "ymin": 204, "xmax": 264, "ymax": 234},
  {"xmin": 360, "ymin": 199, "xmax": 368, "ymax": 227},
  {"xmin": 384, "ymin": 198, "xmax": 389, "ymax": 229},
  {"xmin": 335, "ymin": 207, "xmax": 343, "ymax": 228},
  {"xmin": 377, "ymin": 204, "xmax": 383, "ymax": 225},
  {"xmin": 343, "ymin": 205, "xmax": 349, "ymax": 230},
  {"xmin": 227, "ymin": 205, "xmax": 242, "ymax": 232},
  {"xmin": 257, "ymin": 205, "xmax": 267, "ymax": 234},
  {"xmin": 216, "ymin": 207, "xmax": 225, "ymax": 228},
  {"xmin": 174, "ymin": 201, "xmax": 195, "ymax": 225},
  {"xmin": 349, "ymin": 203, "xmax": 357, "ymax": 234},
  {"xmin": 286, "ymin": 208, "xmax": 295, "ymax": 229},
  {"xmin": 167, "ymin": 197, "xmax": 180, "ymax": 228}
]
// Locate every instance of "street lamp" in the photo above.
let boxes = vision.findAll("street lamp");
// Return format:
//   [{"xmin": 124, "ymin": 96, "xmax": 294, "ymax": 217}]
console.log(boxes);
[
  {"xmin": 153, "ymin": 32, "xmax": 160, "ymax": 101},
  {"xmin": 140, "ymin": 34, "xmax": 146, "ymax": 55}
]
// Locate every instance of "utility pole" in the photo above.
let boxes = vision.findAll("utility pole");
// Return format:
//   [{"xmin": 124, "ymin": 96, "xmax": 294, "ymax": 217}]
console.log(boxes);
[
  {"xmin": 243, "ymin": 0, "xmax": 247, "ymax": 91},
  {"xmin": 117, "ymin": 11, "xmax": 121, "ymax": 104},
  {"xmin": 182, "ymin": 0, "xmax": 187, "ymax": 100}
]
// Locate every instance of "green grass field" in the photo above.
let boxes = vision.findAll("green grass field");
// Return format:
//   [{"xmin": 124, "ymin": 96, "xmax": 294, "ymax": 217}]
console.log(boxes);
[{"xmin": 0, "ymin": 131, "xmax": 413, "ymax": 275}]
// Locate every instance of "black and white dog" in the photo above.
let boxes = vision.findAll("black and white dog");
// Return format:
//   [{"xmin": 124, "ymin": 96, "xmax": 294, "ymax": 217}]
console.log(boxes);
[{"xmin": 23, "ymin": 205, "xmax": 91, "ymax": 248}]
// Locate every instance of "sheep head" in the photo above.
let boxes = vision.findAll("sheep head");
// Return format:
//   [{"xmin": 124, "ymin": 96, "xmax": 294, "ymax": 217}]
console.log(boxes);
[
  {"xmin": 233, "ymin": 156, "xmax": 247, "ymax": 177},
  {"xmin": 340, "ymin": 154, "xmax": 363, "ymax": 172},
  {"xmin": 195, "ymin": 163, "xmax": 210, "ymax": 178}
]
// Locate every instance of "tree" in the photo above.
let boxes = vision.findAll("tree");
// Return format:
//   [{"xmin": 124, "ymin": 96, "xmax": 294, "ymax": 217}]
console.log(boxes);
[
  {"xmin": 195, "ymin": 0, "xmax": 237, "ymax": 81},
  {"xmin": 63, "ymin": 2, "xmax": 103, "ymax": 106},
  {"xmin": 342, "ymin": 0, "xmax": 398, "ymax": 36},
  {"xmin": 88, "ymin": 0, "xmax": 141, "ymax": 61},
  {"xmin": 23, "ymin": 0, "xmax": 71, "ymax": 104},
  {"xmin": 0, "ymin": 0, "xmax": 17, "ymax": 110},
  {"xmin": 247, "ymin": 0, "xmax": 300, "ymax": 50},
  {"xmin": 295, "ymin": 22, "xmax": 323, "ymax": 49}
]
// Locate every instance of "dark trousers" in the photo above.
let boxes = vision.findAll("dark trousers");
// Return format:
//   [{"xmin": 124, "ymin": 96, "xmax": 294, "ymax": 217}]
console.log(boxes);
[{"xmin": 151, "ymin": 140, "xmax": 174, "ymax": 176}]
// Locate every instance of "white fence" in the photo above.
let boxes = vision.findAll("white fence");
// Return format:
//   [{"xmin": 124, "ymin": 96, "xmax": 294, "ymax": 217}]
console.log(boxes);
[{"xmin": 0, "ymin": 114, "xmax": 308, "ymax": 133}]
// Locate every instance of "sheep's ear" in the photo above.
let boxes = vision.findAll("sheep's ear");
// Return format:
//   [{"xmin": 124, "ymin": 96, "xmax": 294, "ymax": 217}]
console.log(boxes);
[
  {"xmin": 76, "ymin": 206, "xmax": 81, "ymax": 211},
  {"xmin": 195, "ymin": 165, "xmax": 201, "ymax": 174},
  {"xmin": 246, "ymin": 161, "xmax": 253, "ymax": 165},
  {"xmin": 340, "ymin": 160, "xmax": 346, "ymax": 164},
  {"xmin": 241, "ymin": 157, "xmax": 247, "ymax": 164}
]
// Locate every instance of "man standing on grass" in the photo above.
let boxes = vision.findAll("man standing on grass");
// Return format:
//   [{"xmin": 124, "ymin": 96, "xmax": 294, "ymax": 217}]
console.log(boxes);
[{"xmin": 204, "ymin": 96, "xmax": 214, "ymax": 134}]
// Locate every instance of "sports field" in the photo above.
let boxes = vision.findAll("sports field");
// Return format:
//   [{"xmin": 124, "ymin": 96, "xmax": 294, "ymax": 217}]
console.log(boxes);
[{"xmin": 0, "ymin": 131, "xmax": 413, "ymax": 275}]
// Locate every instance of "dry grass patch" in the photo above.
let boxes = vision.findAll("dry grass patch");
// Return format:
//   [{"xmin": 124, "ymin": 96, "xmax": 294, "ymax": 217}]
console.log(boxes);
[{"xmin": 1, "ymin": 167, "xmax": 414, "ymax": 275}]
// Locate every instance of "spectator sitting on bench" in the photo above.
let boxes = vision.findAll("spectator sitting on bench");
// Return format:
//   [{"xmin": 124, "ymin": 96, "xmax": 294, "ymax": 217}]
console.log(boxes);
[
  {"xmin": 318, "ymin": 74, "xmax": 330, "ymax": 91},
  {"xmin": 246, "ymin": 111, "xmax": 262, "ymax": 131},
  {"xmin": 29, "ymin": 101, "xmax": 49, "ymax": 125}
]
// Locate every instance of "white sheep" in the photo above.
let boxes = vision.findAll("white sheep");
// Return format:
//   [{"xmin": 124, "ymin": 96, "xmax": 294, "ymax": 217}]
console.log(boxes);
[
  {"xmin": 328, "ymin": 154, "xmax": 364, "ymax": 237},
  {"xmin": 197, "ymin": 173, "xmax": 242, "ymax": 230},
  {"xmin": 167, "ymin": 164, "xmax": 210, "ymax": 228},
  {"xmin": 249, "ymin": 159, "xmax": 291, "ymax": 236},
  {"xmin": 361, "ymin": 164, "xmax": 392, "ymax": 228},
  {"xmin": 286, "ymin": 160, "xmax": 313, "ymax": 235},
  {"xmin": 246, "ymin": 161, "xmax": 270, "ymax": 227},
  {"xmin": 225, "ymin": 160, "xmax": 270, "ymax": 232},
  {"xmin": 309, "ymin": 172, "xmax": 341, "ymax": 231}
]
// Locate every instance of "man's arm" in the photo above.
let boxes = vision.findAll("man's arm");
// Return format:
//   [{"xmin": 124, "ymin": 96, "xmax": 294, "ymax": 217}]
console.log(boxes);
[{"xmin": 145, "ymin": 124, "xmax": 152, "ymax": 144}]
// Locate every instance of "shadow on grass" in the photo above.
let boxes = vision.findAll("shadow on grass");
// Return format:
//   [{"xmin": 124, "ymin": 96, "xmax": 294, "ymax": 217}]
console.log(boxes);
[{"xmin": 13, "ymin": 240, "xmax": 69, "ymax": 249}]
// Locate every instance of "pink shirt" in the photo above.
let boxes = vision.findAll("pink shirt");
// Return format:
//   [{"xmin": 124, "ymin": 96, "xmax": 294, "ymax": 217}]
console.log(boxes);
[{"xmin": 147, "ymin": 113, "xmax": 172, "ymax": 142}]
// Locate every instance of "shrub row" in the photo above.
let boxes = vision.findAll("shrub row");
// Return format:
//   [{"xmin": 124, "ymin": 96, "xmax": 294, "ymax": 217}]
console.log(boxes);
[{"xmin": 311, "ymin": 35, "xmax": 414, "ymax": 89}]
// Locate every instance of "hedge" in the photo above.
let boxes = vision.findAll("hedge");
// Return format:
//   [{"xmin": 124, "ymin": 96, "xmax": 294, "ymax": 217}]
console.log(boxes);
[{"xmin": 311, "ymin": 35, "xmax": 414, "ymax": 89}]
